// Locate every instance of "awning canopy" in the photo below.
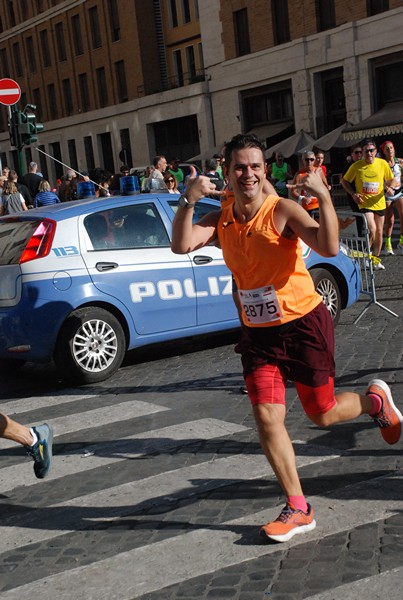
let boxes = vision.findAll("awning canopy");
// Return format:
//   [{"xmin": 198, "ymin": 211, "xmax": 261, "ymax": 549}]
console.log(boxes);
[
  {"xmin": 266, "ymin": 130, "xmax": 315, "ymax": 158},
  {"xmin": 343, "ymin": 101, "xmax": 403, "ymax": 142},
  {"xmin": 309, "ymin": 123, "xmax": 353, "ymax": 151},
  {"xmin": 185, "ymin": 121, "xmax": 293, "ymax": 162},
  {"xmin": 247, "ymin": 121, "xmax": 293, "ymax": 143},
  {"xmin": 185, "ymin": 142, "xmax": 228, "ymax": 163}
]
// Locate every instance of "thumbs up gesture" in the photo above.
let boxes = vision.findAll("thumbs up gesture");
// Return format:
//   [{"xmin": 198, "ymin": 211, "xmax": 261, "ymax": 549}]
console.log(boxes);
[{"xmin": 183, "ymin": 165, "xmax": 223, "ymax": 203}]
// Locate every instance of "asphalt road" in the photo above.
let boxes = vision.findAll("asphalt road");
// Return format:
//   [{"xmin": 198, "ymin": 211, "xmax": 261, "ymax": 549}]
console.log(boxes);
[{"xmin": 0, "ymin": 253, "xmax": 402, "ymax": 600}]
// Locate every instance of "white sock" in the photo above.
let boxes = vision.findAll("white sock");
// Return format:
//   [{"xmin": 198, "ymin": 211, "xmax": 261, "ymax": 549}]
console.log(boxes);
[{"xmin": 29, "ymin": 428, "xmax": 38, "ymax": 446}]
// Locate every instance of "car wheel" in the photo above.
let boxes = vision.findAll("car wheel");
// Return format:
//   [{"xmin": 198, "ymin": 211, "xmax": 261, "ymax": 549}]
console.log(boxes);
[
  {"xmin": 54, "ymin": 307, "xmax": 126, "ymax": 384},
  {"xmin": 310, "ymin": 268, "xmax": 341, "ymax": 326}
]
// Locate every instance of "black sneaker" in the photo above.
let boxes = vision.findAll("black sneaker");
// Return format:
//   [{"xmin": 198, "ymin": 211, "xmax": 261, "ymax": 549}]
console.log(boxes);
[{"xmin": 26, "ymin": 423, "xmax": 54, "ymax": 479}]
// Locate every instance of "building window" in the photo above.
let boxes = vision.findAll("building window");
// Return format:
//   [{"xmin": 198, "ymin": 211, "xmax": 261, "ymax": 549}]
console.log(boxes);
[
  {"xmin": 47, "ymin": 84, "xmax": 58, "ymax": 119},
  {"xmin": 173, "ymin": 49, "xmax": 184, "ymax": 86},
  {"xmin": 19, "ymin": 0, "xmax": 30, "ymax": 22},
  {"xmin": 55, "ymin": 22, "xmax": 67, "ymax": 61},
  {"xmin": 182, "ymin": 0, "xmax": 191, "ymax": 23},
  {"xmin": 35, "ymin": 0, "xmax": 43, "ymax": 13},
  {"xmin": 109, "ymin": 0, "xmax": 120, "ymax": 41},
  {"xmin": 315, "ymin": 68, "xmax": 346, "ymax": 135},
  {"xmin": 234, "ymin": 9, "xmax": 250, "ymax": 57},
  {"xmin": 40, "ymin": 30, "xmax": 51, "ymax": 67},
  {"xmin": 68, "ymin": 139, "xmax": 78, "ymax": 171},
  {"xmin": 169, "ymin": 0, "xmax": 178, "ymax": 27},
  {"xmin": 71, "ymin": 15, "xmax": 83, "ymax": 55},
  {"xmin": 89, "ymin": 6, "xmax": 102, "ymax": 49},
  {"xmin": 0, "ymin": 49, "xmax": 9, "ymax": 76},
  {"xmin": 50, "ymin": 142, "xmax": 63, "ymax": 180},
  {"xmin": 271, "ymin": 0, "xmax": 290, "ymax": 45},
  {"xmin": 186, "ymin": 46, "xmax": 196, "ymax": 82},
  {"xmin": 62, "ymin": 79, "xmax": 73, "ymax": 116},
  {"xmin": 316, "ymin": 0, "xmax": 336, "ymax": 32},
  {"xmin": 242, "ymin": 83, "xmax": 293, "ymax": 130},
  {"xmin": 26, "ymin": 37, "xmax": 36, "ymax": 72},
  {"xmin": 7, "ymin": 0, "xmax": 16, "ymax": 27},
  {"xmin": 372, "ymin": 52, "xmax": 403, "ymax": 108},
  {"xmin": 13, "ymin": 43, "xmax": 23, "ymax": 76},
  {"xmin": 367, "ymin": 0, "xmax": 389, "ymax": 16},
  {"xmin": 120, "ymin": 129, "xmax": 133, "ymax": 167},
  {"xmin": 194, "ymin": 0, "xmax": 199, "ymax": 20},
  {"xmin": 198, "ymin": 42, "xmax": 204, "ymax": 72},
  {"xmin": 33, "ymin": 88, "xmax": 41, "ymax": 119},
  {"xmin": 84, "ymin": 136, "xmax": 95, "ymax": 171},
  {"xmin": 96, "ymin": 67, "xmax": 108, "ymax": 107},
  {"xmin": 37, "ymin": 145, "xmax": 48, "ymax": 180},
  {"xmin": 79, "ymin": 73, "xmax": 90, "ymax": 112},
  {"xmin": 115, "ymin": 60, "xmax": 128, "ymax": 102}
]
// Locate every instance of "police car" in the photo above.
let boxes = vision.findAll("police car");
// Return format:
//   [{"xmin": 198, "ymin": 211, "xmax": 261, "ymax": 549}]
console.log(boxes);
[{"xmin": 0, "ymin": 194, "xmax": 360, "ymax": 384}]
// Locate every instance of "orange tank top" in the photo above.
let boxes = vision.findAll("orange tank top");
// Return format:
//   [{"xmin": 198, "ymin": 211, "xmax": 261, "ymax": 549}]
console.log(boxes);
[{"xmin": 217, "ymin": 195, "xmax": 322, "ymax": 327}]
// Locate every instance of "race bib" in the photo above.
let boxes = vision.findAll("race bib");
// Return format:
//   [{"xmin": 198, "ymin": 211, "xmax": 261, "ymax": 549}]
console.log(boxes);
[
  {"xmin": 238, "ymin": 285, "xmax": 283, "ymax": 324},
  {"xmin": 362, "ymin": 181, "xmax": 379, "ymax": 195}
]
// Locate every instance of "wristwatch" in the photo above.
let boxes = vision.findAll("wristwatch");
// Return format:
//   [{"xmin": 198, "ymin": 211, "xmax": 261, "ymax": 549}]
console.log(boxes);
[{"xmin": 178, "ymin": 195, "xmax": 196, "ymax": 208}]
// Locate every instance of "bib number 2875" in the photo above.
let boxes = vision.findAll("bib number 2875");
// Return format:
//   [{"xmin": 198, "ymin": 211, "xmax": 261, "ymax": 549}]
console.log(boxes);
[{"xmin": 238, "ymin": 284, "xmax": 282, "ymax": 324}]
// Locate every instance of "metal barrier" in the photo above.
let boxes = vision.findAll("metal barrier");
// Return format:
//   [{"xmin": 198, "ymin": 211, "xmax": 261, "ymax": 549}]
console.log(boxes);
[{"xmin": 337, "ymin": 211, "xmax": 399, "ymax": 323}]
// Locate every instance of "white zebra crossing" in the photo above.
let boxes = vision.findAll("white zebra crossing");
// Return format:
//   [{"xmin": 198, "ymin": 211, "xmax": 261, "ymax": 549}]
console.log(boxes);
[
  {"xmin": 0, "ymin": 445, "xmax": 340, "ymax": 552},
  {"xmin": 1, "ymin": 469, "xmax": 401, "ymax": 599},
  {"xmin": 1, "ymin": 392, "xmax": 401, "ymax": 600}
]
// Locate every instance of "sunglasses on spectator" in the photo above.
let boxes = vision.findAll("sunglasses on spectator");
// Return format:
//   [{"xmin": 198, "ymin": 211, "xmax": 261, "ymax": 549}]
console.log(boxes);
[
  {"xmin": 304, "ymin": 158, "xmax": 315, "ymax": 162},
  {"xmin": 167, "ymin": 178, "xmax": 175, "ymax": 183},
  {"xmin": 364, "ymin": 148, "xmax": 376, "ymax": 153},
  {"xmin": 352, "ymin": 150, "xmax": 362, "ymax": 155}
]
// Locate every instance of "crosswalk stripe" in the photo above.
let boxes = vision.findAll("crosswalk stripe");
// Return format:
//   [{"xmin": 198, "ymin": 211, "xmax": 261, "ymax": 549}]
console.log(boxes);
[
  {"xmin": 0, "ymin": 418, "xmax": 250, "ymax": 489},
  {"xmin": 0, "ymin": 392, "xmax": 97, "ymax": 414},
  {"xmin": 306, "ymin": 567, "xmax": 403, "ymax": 599},
  {"xmin": 0, "ymin": 444, "xmax": 339, "ymax": 553},
  {"xmin": 0, "ymin": 399, "xmax": 169, "ymax": 450},
  {"xmin": 1, "ymin": 469, "xmax": 401, "ymax": 599}
]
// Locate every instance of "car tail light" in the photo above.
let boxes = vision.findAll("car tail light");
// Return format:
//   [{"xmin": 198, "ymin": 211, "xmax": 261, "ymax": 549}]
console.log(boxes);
[{"xmin": 19, "ymin": 219, "xmax": 56, "ymax": 264}]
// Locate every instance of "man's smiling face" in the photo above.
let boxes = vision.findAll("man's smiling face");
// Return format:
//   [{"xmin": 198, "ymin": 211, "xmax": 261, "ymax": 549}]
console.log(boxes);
[{"xmin": 227, "ymin": 147, "xmax": 266, "ymax": 202}]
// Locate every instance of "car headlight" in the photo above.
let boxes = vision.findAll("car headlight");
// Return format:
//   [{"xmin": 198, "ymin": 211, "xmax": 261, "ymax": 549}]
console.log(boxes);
[{"xmin": 339, "ymin": 242, "xmax": 352, "ymax": 258}]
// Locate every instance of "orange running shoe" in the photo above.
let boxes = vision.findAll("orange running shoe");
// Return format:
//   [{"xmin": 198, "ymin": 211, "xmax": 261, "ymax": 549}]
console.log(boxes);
[
  {"xmin": 367, "ymin": 379, "xmax": 402, "ymax": 445},
  {"xmin": 259, "ymin": 503, "xmax": 316, "ymax": 543}
]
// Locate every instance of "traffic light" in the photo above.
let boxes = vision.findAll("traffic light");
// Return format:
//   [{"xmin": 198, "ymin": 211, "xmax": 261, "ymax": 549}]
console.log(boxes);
[
  {"xmin": 8, "ymin": 105, "xmax": 44, "ymax": 149},
  {"xmin": 18, "ymin": 105, "xmax": 44, "ymax": 147},
  {"xmin": 9, "ymin": 108, "xmax": 21, "ymax": 149}
]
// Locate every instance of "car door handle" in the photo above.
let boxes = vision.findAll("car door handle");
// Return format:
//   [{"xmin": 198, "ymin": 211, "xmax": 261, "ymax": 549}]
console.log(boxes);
[
  {"xmin": 193, "ymin": 255, "xmax": 213, "ymax": 265},
  {"xmin": 95, "ymin": 262, "xmax": 119, "ymax": 272}
]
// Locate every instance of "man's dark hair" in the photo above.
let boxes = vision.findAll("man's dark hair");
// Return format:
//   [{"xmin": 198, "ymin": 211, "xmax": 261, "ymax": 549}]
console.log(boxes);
[
  {"xmin": 153, "ymin": 155, "xmax": 165, "ymax": 168},
  {"xmin": 361, "ymin": 138, "xmax": 376, "ymax": 148},
  {"xmin": 120, "ymin": 165, "xmax": 130, "ymax": 173},
  {"xmin": 224, "ymin": 134, "xmax": 266, "ymax": 167},
  {"xmin": 205, "ymin": 158, "xmax": 218, "ymax": 172}
]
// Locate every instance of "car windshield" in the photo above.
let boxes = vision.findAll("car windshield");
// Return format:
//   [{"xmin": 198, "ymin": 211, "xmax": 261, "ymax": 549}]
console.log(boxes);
[{"xmin": 0, "ymin": 218, "xmax": 42, "ymax": 265}]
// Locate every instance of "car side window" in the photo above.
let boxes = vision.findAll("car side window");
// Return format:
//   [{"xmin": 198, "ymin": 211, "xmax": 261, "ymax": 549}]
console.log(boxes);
[
  {"xmin": 169, "ymin": 199, "xmax": 220, "ymax": 224},
  {"xmin": 84, "ymin": 203, "xmax": 170, "ymax": 250}
]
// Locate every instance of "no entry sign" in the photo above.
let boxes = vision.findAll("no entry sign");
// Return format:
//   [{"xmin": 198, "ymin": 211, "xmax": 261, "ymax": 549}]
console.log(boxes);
[{"xmin": 0, "ymin": 78, "xmax": 21, "ymax": 106}]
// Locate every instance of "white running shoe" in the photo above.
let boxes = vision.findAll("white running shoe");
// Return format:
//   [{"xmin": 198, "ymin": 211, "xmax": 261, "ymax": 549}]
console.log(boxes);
[
  {"xmin": 373, "ymin": 261, "xmax": 385, "ymax": 270},
  {"xmin": 396, "ymin": 243, "xmax": 403, "ymax": 255},
  {"xmin": 381, "ymin": 248, "xmax": 394, "ymax": 256}
]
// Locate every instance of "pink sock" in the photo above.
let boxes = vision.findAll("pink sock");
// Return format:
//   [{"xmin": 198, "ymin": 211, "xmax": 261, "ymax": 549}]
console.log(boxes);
[
  {"xmin": 287, "ymin": 495, "xmax": 308, "ymax": 513},
  {"xmin": 368, "ymin": 392, "xmax": 383, "ymax": 416}
]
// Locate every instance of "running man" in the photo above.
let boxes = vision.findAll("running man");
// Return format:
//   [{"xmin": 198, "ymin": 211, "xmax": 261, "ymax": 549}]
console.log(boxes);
[
  {"xmin": 171, "ymin": 133, "xmax": 402, "ymax": 543},
  {"xmin": 1, "ymin": 413, "xmax": 53, "ymax": 479}
]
